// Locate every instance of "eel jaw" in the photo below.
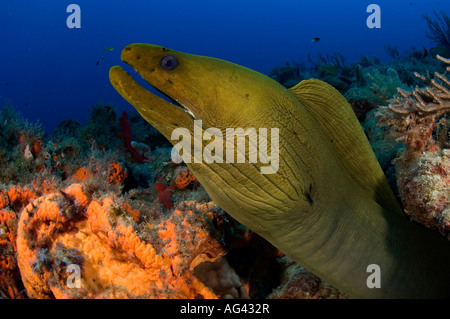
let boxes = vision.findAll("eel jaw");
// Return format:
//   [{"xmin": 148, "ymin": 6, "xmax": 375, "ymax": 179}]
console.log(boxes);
[
  {"xmin": 149, "ymin": 82, "xmax": 197, "ymax": 121},
  {"xmin": 109, "ymin": 65, "xmax": 195, "ymax": 139}
]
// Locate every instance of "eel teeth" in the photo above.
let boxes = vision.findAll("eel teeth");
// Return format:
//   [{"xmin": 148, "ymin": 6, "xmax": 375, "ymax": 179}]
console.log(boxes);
[{"xmin": 184, "ymin": 108, "xmax": 196, "ymax": 120}]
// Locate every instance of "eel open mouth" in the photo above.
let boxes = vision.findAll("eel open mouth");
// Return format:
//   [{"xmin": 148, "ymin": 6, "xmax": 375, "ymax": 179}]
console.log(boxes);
[
  {"xmin": 142, "ymin": 78, "xmax": 197, "ymax": 120},
  {"xmin": 109, "ymin": 44, "xmax": 198, "ymax": 137},
  {"xmin": 110, "ymin": 64, "xmax": 196, "ymax": 121}
]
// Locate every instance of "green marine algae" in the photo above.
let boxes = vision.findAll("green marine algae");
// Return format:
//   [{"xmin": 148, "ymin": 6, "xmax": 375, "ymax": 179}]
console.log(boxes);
[{"xmin": 110, "ymin": 43, "xmax": 450, "ymax": 298}]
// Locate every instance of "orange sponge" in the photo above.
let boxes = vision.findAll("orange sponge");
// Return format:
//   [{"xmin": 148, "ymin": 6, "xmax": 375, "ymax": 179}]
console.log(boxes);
[
  {"xmin": 173, "ymin": 166, "xmax": 196, "ymax": 190},
  {"xmin": 7, "ymin": 186, "xmax": 36, "ymax": 210},
  {"xmin": 16, "ymin": 184, "xmax": 220, "ymax": 299},
  {"xmin": 0, "ymin": 209, "xmax": 23, "ymax": 298},
  {"xmin": 0, "ymin": 190, "xmax": 8, "ymax": 210},
  {"xmin": 108, "ymin": 162, "xmax": 127, "ymax": 185},
  {"xmin": 71, "ymin": 167, "xmax": 93, "ymax": 182}
]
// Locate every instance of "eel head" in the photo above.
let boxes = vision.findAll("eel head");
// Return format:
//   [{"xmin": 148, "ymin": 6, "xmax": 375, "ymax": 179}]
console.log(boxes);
[
  {"xmin": 110, "ymin": 44, "xmax": 314, "ymax": 236},
  {"xmin": 110, "ymin": 44, "xmax": 284, "ymax": 136}
]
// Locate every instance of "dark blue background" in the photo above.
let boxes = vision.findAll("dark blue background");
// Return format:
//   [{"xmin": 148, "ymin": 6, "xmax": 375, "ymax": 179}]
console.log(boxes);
[{"xmin": 1, "ymin": 0, "xmax": 448, "ymax": 133}]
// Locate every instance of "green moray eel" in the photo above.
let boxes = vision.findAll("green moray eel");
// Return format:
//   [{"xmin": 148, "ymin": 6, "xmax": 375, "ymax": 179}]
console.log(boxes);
[{"xmin": 110, "ymin": 44, "xmax": 450, "ymax": 298}]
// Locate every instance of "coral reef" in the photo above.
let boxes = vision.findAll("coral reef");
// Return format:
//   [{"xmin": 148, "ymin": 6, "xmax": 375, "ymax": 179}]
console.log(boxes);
[
  {"xmin": 384, "ymin": 45, "xmax": 400, "ymax": 60},
  {"xmin": 0, "ymin": 185, "xmax": 36, "ymax": 298},
  {"xmin": 108, "ymin": 162, "xmax": 127, "ymax": 185},
  {"xmin": 16, "ymin": 184, "xmax": 230, "ymax": 298},
  {"xmin": 23, "ymin": 46, "xmax": 450, "ymax": 301},
  {"xmin": 0, "ymin": 103, "xmax": 46, "ymax": 184},
  {"xmin": 269, "ymin": 43, "xmax": 445, "ymax": 121},
  {"xmin": 0, "ymin": 209, "xmax": 22, "ymax": 299},
  {"xmin": 0, "ymin": 111, "xmax": 346, "ymax": 300},
  {"xmin": 345, "ymin": 67, "xmax": 407, "ymax": 106},
  {"xmin": 4, "ymin": 44, "xmax": 450, "ymax": 299},
  {"xmin": 79, "ymin": 104, "xmax": 121, "ymax": 152},
  {"xmin": 378, "ymin": 55, "xmax": 450, "ymax": 158},
  {"xmin": 155, "ymin": 182, "xmax": 174, "ymax": 210},
  {"xmin": 0, "ymin": 102, "xmax": 347, "ymax": 299},
  {"xmin": 395, "ymin": 151, "xmax": 450, "ymax": 237},
  {"xmin": 4, "ymin": 14, "xmax": 450, "ymax": 298},
  {"xmin": 269, "ymin": 62, "xmax": 303, "ymax": 88},
  {"xmin": 376, "ymin": 55, "xmax": 450, "ymax": 238},
  {"xmin": 268, "ymin": 256, "xmax": 347, "ymax": 299}
]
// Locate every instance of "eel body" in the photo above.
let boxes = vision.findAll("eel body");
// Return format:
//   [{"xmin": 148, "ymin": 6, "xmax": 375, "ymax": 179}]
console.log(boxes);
[{"xmin": 110, "ymin": 44, "xmax": 450, "ymax": 298}]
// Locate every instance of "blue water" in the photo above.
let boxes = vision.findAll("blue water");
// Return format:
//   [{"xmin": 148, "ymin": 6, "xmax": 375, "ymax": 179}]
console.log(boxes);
[{"xmin": 1, "ymin": 0, "xmax": 449, "ymax": 133}]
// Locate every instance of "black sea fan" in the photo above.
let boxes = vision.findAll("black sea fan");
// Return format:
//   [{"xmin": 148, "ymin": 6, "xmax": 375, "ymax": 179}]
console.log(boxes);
[{"xmin": 424, "ymin": 10, "xmax": 450, "ymax": 49}]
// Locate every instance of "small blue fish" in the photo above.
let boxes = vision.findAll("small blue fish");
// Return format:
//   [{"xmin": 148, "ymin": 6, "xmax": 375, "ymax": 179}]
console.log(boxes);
[{"xmin": 311, "ymin": 37, "xmax": 320, "ymax": 43}]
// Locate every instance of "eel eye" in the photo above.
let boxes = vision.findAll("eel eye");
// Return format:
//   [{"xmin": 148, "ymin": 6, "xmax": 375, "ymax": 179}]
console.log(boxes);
[{"xmin": 160, "ymin": 55, "xmax": 179, "ymax": 70}]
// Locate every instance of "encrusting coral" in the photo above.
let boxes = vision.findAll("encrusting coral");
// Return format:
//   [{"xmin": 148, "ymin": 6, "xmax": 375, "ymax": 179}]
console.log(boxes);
[
  {"xmin": 379, "ymin": 55, "xmax": 450, "ymax": 238},
  {"xmin": 396, "ymin": 151, "xmax": 450, "ymax": 236}
]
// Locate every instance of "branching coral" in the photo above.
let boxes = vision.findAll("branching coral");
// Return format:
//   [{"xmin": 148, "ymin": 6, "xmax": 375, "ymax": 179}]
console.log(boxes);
[
  {"xmin": 385, "ymin": 55, "xmax": 450, "ymax": 156},
  {"xmin": 389, "ymin": 55, "xmax": 450, "ymax": 116}
]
